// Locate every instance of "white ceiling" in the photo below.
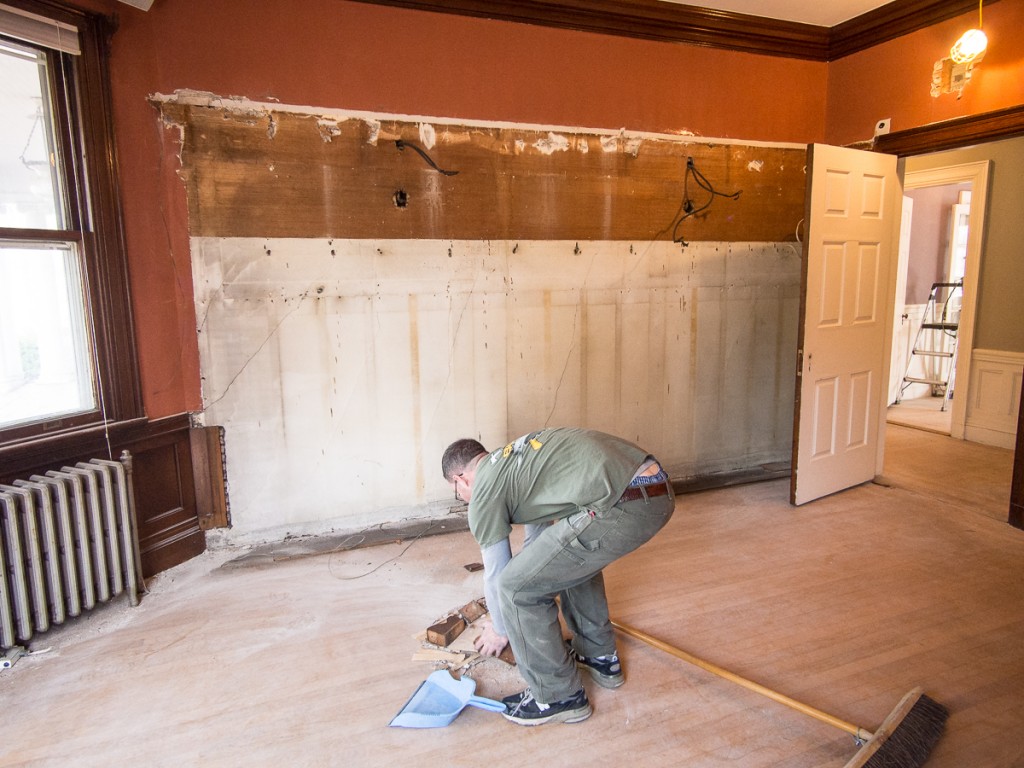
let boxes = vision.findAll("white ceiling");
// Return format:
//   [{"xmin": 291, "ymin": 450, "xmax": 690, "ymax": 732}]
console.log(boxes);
[
  {"xmin": 658, "ymin": 0, "xmax": 893, "ymax": 27},
  {"xmin": 115, "ymin": 0, "xmax": 895, "ymax": 28}
]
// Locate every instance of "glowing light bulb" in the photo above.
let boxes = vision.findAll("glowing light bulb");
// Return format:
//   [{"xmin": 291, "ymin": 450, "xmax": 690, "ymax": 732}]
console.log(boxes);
[{"xmin": 950, "ymin": 28, "xmax": 988, "ymax": 64}]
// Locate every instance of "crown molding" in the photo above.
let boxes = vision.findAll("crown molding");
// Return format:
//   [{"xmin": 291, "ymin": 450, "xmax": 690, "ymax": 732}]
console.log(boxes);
[
  {"xmin": 345, "ymin": 0, "xmax": 828, "ymax": 59},
  {"xmin": 344, "ymin": 0, "xmax": 997, "ymax": 61},
  {"xmin": 828, "ymin": 0, "xmax": 995, "ymax": 60}
]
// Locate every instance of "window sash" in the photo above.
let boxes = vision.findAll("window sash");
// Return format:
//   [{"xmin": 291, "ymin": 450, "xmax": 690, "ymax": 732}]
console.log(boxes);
[
  {"xmin": 0, "ymin": 0, "xmax": 142, "ymax": 448},
  {"xmin": 0, "ymin": 241, "xmax": 98, "ymax": 430}
]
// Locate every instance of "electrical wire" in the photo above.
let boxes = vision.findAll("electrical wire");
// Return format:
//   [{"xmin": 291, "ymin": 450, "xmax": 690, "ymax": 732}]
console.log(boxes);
[
  {"xmin": 395, "ymin": 140, "xmax": 459, "ymax": 176},
  {"xmin": 671, "ymin": 156, "xmax": 742, "ymax": 247},
  {"xmin": 327, "ymin": 521, "xmax": 441, "ymax": 580}
]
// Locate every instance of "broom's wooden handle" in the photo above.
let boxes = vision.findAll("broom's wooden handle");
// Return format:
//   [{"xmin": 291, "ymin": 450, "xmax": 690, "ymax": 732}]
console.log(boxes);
[{"xmin": 612, "ymin": 619, "xmax": 873, "ymax": 741}]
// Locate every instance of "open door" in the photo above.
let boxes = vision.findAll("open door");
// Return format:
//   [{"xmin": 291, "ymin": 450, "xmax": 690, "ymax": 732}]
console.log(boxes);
[
  {"xmin": 887, "ymin": 195, "xmax": 913, "ymax": 406},
  {"xmin": 791, "ymin": 144, "xmax": 901, "ymax": 505}
]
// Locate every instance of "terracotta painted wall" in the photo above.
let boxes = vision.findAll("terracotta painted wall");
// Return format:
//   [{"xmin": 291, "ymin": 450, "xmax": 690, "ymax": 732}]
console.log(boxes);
[
  {"xmin": 826, "ymin": 0, "xmax": 1024, "ymax": 146},
  {"xmin": 72, "ymin": 0, "xmax": 1024, "ymax": 422},
  {"xmin": 99, "ymin": 0, "xmax": 826, "ymax": 420}
]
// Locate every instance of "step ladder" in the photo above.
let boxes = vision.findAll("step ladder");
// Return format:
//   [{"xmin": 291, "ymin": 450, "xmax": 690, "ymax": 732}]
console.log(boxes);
[{"xmin": 896, "ymin": 280, "xmax": 963, "ymax": 412}]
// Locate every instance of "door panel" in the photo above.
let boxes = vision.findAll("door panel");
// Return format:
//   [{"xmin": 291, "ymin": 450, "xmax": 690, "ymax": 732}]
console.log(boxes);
[{"xmin": 791, "ymin": 144, "xmax": 899, "ymax": 505}]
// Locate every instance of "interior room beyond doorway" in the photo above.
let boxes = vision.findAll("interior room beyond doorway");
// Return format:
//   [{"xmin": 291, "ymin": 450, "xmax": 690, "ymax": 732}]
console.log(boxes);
[{"xmin": 888, "ymin": 178, "xmax": 974, "ymax": 438}]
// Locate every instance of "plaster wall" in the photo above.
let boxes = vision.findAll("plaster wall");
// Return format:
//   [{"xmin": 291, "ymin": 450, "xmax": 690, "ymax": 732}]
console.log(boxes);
[{"xmin": 193, "ymin": 237, "xmax": 800, "ymax": 541}]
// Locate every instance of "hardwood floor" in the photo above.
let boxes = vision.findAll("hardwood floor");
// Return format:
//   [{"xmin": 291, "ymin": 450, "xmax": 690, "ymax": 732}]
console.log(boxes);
[{"xmin": 2, "ymin": 426, "xmax": 1021, "ymax": 767}]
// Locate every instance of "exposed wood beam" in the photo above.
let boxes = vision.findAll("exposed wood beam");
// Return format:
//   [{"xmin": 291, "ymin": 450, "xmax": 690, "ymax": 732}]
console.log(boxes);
[{"xmin": 344, "ymin": 0, "xmax": 997, "ymax": 61}]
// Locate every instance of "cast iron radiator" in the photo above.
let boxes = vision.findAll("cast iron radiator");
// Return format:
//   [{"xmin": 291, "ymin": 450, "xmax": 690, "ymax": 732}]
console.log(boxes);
[{"xmin": 0, "ymin": 453, "xmax": 143, "ymax": 651}]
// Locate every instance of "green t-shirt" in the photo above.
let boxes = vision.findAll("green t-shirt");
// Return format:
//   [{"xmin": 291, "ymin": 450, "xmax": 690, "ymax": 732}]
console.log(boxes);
[{"xmin": 468, "ymin": 427, "xmax": 650, "ymax": 548}]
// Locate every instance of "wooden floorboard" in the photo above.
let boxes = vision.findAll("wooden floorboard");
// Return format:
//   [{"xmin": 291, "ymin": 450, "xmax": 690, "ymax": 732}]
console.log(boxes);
[{"xmin": 1, "ymin": 424, "xmax": 1021, "ymax": 767}]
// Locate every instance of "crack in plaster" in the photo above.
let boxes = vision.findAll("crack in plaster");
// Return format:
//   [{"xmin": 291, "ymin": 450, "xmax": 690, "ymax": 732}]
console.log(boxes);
[{"xmin": 204, "ymin": 293, "xmax": 308, "ymax": 409}]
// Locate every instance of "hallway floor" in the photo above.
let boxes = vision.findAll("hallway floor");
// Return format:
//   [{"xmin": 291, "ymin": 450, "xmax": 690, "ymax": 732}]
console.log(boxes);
[{"xmin": 2, "ymin": 425, "xmax": 1021, "ymax": 767}]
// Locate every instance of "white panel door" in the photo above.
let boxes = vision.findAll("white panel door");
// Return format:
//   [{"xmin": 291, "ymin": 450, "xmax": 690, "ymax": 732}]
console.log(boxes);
[{"xmin": 791, "ymin": 144, "xmax": 900, "ymax": 505}]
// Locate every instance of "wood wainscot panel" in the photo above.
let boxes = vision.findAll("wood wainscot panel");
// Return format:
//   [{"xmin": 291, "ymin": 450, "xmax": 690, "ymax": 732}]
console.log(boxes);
[
  {"xmin": 0, "ymin": 414, "xmax": 207, "ymax": 578},
  {"xmin": 129, "ymin": 427, "xmax": 206, "ymax": 578},
  {"xmin": 158, "ymin": 100, "xmax": 807, "ymax": 245},
  {"xmin": 190, "ymin": 425, "xmax": 230, "ymax": 530}
]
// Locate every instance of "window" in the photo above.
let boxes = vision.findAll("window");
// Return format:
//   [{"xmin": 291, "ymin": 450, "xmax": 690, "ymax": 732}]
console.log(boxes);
[{"xmin": 0, "ymin": 1, "xmax": 141, "ymax": 446}]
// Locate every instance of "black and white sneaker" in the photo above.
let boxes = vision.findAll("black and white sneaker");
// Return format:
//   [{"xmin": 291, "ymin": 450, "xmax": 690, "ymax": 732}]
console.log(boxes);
[
  {"xmin": 569, "ymin": 643, "xmax": 625, "ymax": 689},
  {"xmin": 502, "ymin": 688, "xmax": 592, "ymax": 726}
]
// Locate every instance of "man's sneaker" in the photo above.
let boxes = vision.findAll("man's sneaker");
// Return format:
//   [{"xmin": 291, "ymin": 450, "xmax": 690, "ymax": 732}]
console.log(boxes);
[
  {"xmin": 569, "ymin": 643, "xmax": 625, "ymax": 689},
  {"xmin": 502, "ymin": 688, "xmax": 592, "ymax": 726}
]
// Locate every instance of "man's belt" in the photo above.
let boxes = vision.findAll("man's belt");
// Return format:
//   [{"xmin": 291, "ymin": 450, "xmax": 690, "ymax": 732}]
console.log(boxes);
[{"xmin": 618, "ymin": 481, "xmax": 672, "ymax": 504}]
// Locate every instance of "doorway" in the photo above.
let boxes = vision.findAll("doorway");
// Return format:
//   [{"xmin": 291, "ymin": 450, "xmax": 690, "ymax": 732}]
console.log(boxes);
[{"xmin": 885, "ymin": 161, "xmax": 990, "ymax": 441}]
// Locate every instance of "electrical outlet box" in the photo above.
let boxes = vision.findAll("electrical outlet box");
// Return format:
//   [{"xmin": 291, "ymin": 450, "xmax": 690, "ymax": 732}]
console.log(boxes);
[
  {"xmin": 931, "ymin": 58, "xmax": 974, "ymax": 98},
  {"xmin": 874, "ymin": 118, "xmax": 891, "ymax": 137}
]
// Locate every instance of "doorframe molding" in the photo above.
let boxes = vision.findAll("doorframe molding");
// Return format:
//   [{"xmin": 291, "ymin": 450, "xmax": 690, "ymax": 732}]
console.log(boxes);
[{"xmin": 901, "ymin": 160, "xmax": 991, "ymax": 440}]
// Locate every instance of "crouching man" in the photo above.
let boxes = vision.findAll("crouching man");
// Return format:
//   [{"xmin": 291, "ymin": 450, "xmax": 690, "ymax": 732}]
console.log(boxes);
[{"xmin": 441, "ymin": 427, "xmax": 674, "ymax": 726}]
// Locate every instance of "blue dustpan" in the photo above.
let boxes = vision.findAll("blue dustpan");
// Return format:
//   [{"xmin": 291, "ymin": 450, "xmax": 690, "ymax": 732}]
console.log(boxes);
[{"xmin": 389, "ymin": 670, "xmax": 506, "ymax": 728}]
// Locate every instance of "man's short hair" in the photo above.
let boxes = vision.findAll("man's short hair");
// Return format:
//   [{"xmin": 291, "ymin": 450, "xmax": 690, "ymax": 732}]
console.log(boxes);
[{"xmin": 441, "ymin": 438, "xmax": 486, "ymax": 482}]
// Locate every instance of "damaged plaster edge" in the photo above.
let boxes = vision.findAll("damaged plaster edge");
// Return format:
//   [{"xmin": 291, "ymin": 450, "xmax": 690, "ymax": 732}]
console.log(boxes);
[
  {"xmin": 203, "ymin": 500, "xmax": 463, "ymax": 550},
  {"xmin": 149, "ymin": 90, "xmax": 806, "ymax": 151},
  {"xmin": 189, "ymin": 236, "xmax": 798, "ymax": 252}
]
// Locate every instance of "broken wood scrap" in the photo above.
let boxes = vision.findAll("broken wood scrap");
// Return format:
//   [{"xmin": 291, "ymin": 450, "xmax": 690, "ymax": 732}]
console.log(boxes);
[
  {"xmin": 426, "ymin": 614, "xmax": 466, "ymax": 647},
  {"xmin": 412, "ymin": 648, "xmax": 466, "ymax": 664},
  {"xmin": 447, "ymin": 615, "xmax": 517, "ymax": 667},
  {"xmin": 457, "ymin": 599, "xmax": 486, "ymax": 624},
  {"xmin": 448, "ymin": 626, "xmax": 481, "ymax": 654}
]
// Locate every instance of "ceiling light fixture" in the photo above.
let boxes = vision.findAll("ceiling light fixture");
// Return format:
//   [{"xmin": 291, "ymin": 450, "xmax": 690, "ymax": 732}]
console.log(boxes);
[{"xmin": 950, "ymin": 0, "xmax": 987, "ymax": 64}]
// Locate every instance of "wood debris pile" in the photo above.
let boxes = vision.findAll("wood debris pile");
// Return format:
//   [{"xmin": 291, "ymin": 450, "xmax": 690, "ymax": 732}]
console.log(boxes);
[{"xmin": 411, "ymin": 597, "xmax": 515, "ymax": 677}]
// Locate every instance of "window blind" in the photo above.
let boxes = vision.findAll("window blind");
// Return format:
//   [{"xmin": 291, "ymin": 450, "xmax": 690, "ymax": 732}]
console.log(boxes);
[{"xmin": 0, "ymin": 3, "xmax": 80, "ymax": 55}]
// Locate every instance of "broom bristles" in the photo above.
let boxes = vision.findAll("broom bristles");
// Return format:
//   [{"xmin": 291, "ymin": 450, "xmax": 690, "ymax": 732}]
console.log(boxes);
[{"xmin": 844, "ymin": 688, "xmax": 949, "ymax": 768}]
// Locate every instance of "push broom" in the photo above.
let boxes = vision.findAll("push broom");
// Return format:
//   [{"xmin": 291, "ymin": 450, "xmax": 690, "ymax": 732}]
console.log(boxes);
[{"xmin": 612, "ymin": 620, "xmax": 948, "ymax": 768}]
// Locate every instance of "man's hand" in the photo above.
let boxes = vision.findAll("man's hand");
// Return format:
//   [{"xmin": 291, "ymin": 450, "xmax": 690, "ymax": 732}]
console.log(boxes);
[{"xmin": 473, "ymin": 620, "xmax": 509, "ymax": 656}]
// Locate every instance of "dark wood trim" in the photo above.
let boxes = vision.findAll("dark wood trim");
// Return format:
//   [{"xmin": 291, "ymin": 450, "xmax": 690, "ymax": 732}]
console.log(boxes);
[
  {"xmin": 190, "ymin": 425, "xmax": 230, "ymax": 530},
  {"xmin": 0, "ymin": 414, "xmax": 188, "ymax": 482},
  {"xmin": 0, "ymin": 412, "xmax": 209, "ymax": 578},
  {"xmin": 873, "ymin": 104, "xmax": 1024, "ymax": 156},
  {"xmin": 343, "ymin": 0, "xmax": 997, "ymax": 61},
  {"xmin": 828, "ymin": 0, "xmax": 995, "ymax": 60},
  {"xmin": 130, "ymin": 429, "xmax": 207, "ymax": 577},
  {"xmin": 0, "ymin": 227, "xmax": 83, "ymax": 241},
  {"xmin": 1, "ymin": 0, "xmax": 143, "ymax": 446},
  {"xmin": 1010, "ymin": 374, "xmax": 1024, "ymax": 530},
  {"xmin": 73, "ymin": 7, "xmax": 144, "ymax": 422},
  {"xmin": 345, "ymin": 0, "xmax": 829, "ymax": 59}
]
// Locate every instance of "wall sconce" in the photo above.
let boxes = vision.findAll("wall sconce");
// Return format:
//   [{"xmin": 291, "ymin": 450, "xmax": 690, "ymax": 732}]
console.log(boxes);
[{"xmin": 950, "ymin": 0, "xmax": 987, "ymax": 64}]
